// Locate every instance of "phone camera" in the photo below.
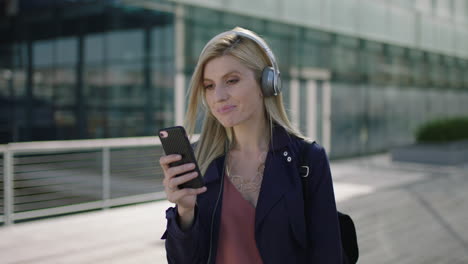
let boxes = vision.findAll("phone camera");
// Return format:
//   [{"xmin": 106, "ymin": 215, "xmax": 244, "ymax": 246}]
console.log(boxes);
[{"xmin": 160, "ymin": 131, "xmax": 168, "ymax": 138}]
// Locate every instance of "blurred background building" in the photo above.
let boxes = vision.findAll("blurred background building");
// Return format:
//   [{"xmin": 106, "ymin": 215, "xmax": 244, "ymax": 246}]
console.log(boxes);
[{"xmin": 1, "ymin": 0, "xmax": 468, "ymax": 158}]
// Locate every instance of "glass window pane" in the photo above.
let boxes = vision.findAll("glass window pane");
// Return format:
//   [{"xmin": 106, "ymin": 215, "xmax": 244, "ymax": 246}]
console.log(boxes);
[
  {"xmin": 33, "ymin": 67, "xmax": 54, "ymax": 101},
  {"xmin": 108, "ymin": 30, "xmax": 144, "ymax": 61},
  {"xmin": 54, "ymin": 68, "xmax": 75, "ymax": 106},
  {"xmin": 107, "ymin": 63, "xmax": 144, "ymax": 107},
  {"xmin": 85, "ymin": 34, "xmax": 104, "ymax": 64},
  {"xmin": 152, "ymin": 27, "xmax": 165, "ymax": 59},
  {"xmin": 56, "ymin": 37, "xmax": 77, "ymax": 65},
  {"xmin": 33, "ymin": 40, "xmax": 54, "ymax": 67}
]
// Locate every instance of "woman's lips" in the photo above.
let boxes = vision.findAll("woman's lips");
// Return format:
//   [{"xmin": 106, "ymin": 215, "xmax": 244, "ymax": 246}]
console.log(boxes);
[{"xmin": 217, "ymin": 105, "xmax": 236, "ymax": 114}]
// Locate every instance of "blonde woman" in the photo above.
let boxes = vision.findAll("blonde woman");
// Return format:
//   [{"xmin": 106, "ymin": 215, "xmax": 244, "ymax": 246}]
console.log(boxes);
[{"xmin": 160, "ymin": 27, "xmax": 343, "ymax": 263}]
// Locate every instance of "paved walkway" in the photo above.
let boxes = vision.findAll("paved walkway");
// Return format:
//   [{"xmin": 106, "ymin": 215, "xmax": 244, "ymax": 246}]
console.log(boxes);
[{"xmin": 1, "ymin": 153, "xmax": 467, "ymax": 263}]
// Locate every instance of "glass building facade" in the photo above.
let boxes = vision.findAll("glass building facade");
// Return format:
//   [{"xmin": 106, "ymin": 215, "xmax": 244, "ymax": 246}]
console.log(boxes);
[
  {"xmin": 183, "ymin": 6, "xmax": 468, "ymax": 157},
  {"xmin": 1, "ymin": 0, "xmax": 468, "ymax": 158},
  {"xmin": 0, "ymin": 0, "xmax": 175, "ymax": 142}
]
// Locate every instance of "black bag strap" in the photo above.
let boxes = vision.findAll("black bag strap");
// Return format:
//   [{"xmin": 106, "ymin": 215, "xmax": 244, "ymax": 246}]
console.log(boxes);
[
  {"xmin": 298, "ymin": 140, "xmax": 359, "ymax": 264},
  {"xmin": 298, "ymin": 141, "xmax": 312, "ymax": 227}
]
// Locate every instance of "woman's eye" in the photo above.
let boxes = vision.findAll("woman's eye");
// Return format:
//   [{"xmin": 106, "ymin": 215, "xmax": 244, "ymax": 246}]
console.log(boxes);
[
  {"xmin": 204, "ymin": 84, "xmax": 214, "ymax": 90},
  {"xmin": 227, "ymin": 78, "xmax": 239, "ymax": 85}
]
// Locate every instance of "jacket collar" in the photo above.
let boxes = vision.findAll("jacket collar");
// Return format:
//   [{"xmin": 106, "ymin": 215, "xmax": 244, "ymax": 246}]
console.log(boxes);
[{"xmin": 269, "ymin": 125, "xmax": 293, "ymax": 152}]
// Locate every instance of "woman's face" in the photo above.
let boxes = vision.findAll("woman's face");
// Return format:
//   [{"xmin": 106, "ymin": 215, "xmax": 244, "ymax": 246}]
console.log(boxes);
[{"xmin": 203, "ymin": 55, "xmax": 265, "ymax": 128}]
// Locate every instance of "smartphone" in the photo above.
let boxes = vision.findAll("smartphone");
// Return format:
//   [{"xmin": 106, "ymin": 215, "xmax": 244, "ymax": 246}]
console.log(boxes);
[{"xmin": 158, "ymin": 126, "xmax": 204, "ymax": 189}]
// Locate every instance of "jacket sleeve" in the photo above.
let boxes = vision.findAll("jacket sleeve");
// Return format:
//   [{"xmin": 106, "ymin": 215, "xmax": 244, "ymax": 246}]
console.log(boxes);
[
  {"xmin": 306, "ymin": 144, "xmax": 343, "ymax": 263},
  {"xmin": 161, "ymin": 205, "xmax": 205, "ymax": 263}
]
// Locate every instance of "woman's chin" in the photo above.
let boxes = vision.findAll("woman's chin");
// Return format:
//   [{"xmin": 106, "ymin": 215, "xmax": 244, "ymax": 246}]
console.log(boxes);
[
  {"xmin": 217, "ymin": 118, "xmax": 239, "ymax": 128},
  {"xmin": 220, "ymin": 121, "xmax": 235, "ymax": 128}
]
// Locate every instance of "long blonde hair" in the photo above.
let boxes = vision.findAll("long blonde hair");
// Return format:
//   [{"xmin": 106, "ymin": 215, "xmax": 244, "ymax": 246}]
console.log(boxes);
[{"xmin": 185, "ymin": 27, "xmax": 304, "ymax": 174}]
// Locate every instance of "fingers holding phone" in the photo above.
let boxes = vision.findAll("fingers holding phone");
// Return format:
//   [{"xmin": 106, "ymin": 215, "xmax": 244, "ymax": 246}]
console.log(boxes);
[
  {"xmin": 160, "ymin": 154, "xmax": 207, "ymax": 226},
  {"xmin": 158, "ymin": 126, "xmax": 205, "ymax": 189},
  {"xmin": 158, "ymin": 126, "xmax": 207, "ymax": 228}
]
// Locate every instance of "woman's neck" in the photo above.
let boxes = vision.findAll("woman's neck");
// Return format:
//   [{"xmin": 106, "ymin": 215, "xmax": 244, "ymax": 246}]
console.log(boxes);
[{"xmin": 231, "ymin": 118, "xmax": 270, "ymax": 154}]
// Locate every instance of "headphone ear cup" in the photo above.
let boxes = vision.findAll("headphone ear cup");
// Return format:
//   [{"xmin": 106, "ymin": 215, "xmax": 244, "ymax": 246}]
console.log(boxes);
[{"xmin": 261, "ymin": 67, "xmax": 276, "ymax": 97}]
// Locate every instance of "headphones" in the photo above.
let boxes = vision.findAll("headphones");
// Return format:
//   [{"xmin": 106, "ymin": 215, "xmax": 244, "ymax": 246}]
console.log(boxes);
[{"xmin": 200, "ymin": 29, "xmax": 282, "ymax": 97}]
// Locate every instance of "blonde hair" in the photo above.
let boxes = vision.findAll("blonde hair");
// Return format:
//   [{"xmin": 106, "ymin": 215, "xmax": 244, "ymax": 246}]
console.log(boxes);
[{"xmin": 185, "ymin": 27, "xmax": 304, "ymax": 174}]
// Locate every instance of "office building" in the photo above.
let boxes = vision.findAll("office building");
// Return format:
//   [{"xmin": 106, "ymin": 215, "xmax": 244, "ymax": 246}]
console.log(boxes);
[{"xmin": 1, "ymin": 0, "xmax": 467, "ymax": 157}]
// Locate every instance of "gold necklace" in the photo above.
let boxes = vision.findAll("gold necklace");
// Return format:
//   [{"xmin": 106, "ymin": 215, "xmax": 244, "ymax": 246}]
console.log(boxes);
[{"xmin": 226, "ymin": 151, "xmax": 267, "ymax": 193}]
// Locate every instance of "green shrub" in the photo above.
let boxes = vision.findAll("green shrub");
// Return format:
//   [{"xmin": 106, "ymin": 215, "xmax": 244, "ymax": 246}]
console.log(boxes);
[{"xmin": 416, "ymin": 117, "xmax": 468, "ymax": 143}]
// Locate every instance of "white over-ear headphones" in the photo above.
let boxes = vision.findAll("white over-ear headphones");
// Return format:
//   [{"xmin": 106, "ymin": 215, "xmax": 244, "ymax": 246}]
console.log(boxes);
[{"xmin": 200, "ymin": 29, "xmax": 282, "ymax": 97}]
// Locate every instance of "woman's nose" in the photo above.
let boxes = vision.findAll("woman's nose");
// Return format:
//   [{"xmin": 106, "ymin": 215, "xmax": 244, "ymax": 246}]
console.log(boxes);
[{"xmin": 214, "ymin": 85, "xmax": 229, "ymax": 101}]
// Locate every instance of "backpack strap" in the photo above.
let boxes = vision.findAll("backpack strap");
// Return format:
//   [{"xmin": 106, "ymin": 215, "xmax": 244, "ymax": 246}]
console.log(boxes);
[
  {"xmin": 297, "ymin": 140, "xmax": 359, "ymax": 264},
  {"xmin": 298, "ymin": 140, "xmax": 312, "ymax": 226}
]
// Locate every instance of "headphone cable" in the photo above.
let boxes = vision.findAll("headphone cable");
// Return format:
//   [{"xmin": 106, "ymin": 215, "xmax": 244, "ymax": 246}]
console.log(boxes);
[{"xmin": 206, "ymin": 141, "xmax": 228, "ymax": 264}]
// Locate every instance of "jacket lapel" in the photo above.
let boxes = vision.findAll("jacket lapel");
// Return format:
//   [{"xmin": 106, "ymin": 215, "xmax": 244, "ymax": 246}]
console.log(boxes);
[
  {"xmin": 203, "ymin": 155, "xmax": 225, "ymax": 184},
  {"xmin": 254, "ymin": 126, "xmax": 296, "ymax": 229},
  {"xmin": 200, "ymin": 155, "xmax": 225, "ymax": 218},
  {"xmin": 202, "ymin": 126, "xmax": 296, "ymax": 236},
  {"xmin": 255, "ymin": 150, "xmax": 291, "ymax": 229}
]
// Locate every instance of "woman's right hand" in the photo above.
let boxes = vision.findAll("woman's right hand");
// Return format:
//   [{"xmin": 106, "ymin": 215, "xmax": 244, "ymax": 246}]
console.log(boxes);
[{"xmin": 160, "ymin": 154, "xmax": 207, "ymax": 229}]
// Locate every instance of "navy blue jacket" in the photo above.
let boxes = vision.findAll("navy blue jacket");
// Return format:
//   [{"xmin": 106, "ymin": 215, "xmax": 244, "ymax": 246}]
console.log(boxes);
[{"xmin": 162, "ymin": 126, "xmax": 343, "ymax": 263}]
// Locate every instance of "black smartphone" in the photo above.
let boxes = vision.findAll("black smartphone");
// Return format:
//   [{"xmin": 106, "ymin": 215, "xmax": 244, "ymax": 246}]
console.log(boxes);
[{"xmin": 158, "ymin": 126, "xmax": 204, "ymax": 189}]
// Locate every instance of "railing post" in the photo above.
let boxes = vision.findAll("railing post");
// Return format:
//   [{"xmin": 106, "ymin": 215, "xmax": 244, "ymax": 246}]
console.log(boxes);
[
  {"xmin": 4, "ymin": 149, "xmax": 13, "ymax": 225},
  {"xmin": 102, "ymin": 147, "xmax": 111, "ymax": 209}
]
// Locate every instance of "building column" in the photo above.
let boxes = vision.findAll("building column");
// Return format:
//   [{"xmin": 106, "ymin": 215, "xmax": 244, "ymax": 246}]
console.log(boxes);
[
  {"xmin": 76, "ymin": 32, "xmax": 87, "ymax": 139},
  {"xmin": 289, "ymin": 78, "xmax": 300, "ymax": 130},
  {"xmin": 174, "ymin": 4, "xmax": 185, "ymax": 126},
  {"xmin": 306, "ymin": 80, "xmax": 317, "ymax": 141},
  {"xmin": 144, "ymin": 26, "xmax": 153, "ymax": 135},
  {"xmin": 26, "ymin": 39, "xmax": 33, "ymax": 141},
  {"xmin": 322, "ymin": 81, "xmax": 332, "ymax": 153}
]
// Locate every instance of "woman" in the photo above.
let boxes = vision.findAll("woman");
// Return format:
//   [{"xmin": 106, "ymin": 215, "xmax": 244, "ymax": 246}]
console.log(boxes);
[{"xmin": 160, "ymin": 27, "xmax": 343, "ymax": 263}]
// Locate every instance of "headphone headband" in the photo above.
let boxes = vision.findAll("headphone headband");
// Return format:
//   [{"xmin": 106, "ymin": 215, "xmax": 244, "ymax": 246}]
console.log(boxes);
[{"xmin": 199, "ymin": 29, "xmax": 281, "ymax": 96}]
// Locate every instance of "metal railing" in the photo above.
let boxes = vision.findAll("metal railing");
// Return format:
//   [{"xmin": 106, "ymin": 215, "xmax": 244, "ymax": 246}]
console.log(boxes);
[{"xmin": 1, "ymin": 135, "xmax": 198, "ymax": 226}]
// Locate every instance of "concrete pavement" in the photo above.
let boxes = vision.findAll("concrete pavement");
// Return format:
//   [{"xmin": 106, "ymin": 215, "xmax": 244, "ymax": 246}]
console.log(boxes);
[{"xmin": 1, "ymin": 153, "xmax": 467, "ymax": 263}]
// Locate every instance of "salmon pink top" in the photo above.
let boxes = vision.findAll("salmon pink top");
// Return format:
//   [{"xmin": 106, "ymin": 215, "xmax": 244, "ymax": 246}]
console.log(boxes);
[{"xmin": 215, "ymin": 175, "xmax": 263, "ymax": 264}]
